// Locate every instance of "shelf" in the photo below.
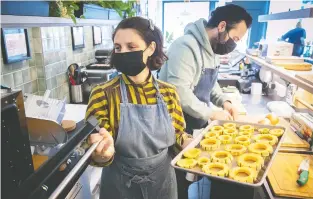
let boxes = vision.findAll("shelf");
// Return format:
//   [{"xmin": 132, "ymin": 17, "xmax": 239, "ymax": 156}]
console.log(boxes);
[
  {"xmin": 258, "ymin": 8, "xmax": 313, "ymax": 22},
  {"xmin": 1, "ymin": 15, "xmax": 120, "ymax": 28},
  {"xmin": 246, "ymin": 54, "xmax": 313, "ymax": 94}
]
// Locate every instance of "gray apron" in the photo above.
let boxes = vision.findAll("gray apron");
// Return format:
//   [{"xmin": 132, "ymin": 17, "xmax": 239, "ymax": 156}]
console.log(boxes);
[
  {"xmin": 184, "ymin": 45, "xmax": 218, "ymax": 134},
  {"xmin": 100, "ymin": 76, "xmax": 177, "ymax": 199}
]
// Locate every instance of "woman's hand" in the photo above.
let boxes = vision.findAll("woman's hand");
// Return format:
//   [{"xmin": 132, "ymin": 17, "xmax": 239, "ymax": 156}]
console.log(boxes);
[
  {"xmin": 182, "ymin": 138, "xmax": 193, "ymax": 149},
  {"xmin": 88, "ymin": 128, "xmax": 115, "ymax": 163}
]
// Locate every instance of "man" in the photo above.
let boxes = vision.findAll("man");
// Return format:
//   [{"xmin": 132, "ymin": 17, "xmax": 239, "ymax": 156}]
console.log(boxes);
[
  {"xmin": 159, "ymin": 4, "xmax": 252, "ymax": 199},
  {"xmin": 159, "ymin": 4, "xmax": 252, "ymax": 133},
  {"xmin": 281, "ymin": 21, "xmax": 306, "ymax": 56}
]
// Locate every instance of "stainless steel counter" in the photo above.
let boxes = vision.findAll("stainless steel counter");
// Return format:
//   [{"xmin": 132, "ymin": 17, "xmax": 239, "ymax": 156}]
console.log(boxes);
[{"xmin": 241, "ymin": 94, "xmax": 285, "ymax": 115}]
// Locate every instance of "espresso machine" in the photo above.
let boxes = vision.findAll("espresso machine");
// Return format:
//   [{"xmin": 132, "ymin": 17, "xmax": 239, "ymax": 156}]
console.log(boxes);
[
  {"xmin": 86, "ymin": 49, "xmax": 111, "ymax": 70},
  {"xmin": 82, "ymin": 49, "xmax": 118, "ymax": 103}
]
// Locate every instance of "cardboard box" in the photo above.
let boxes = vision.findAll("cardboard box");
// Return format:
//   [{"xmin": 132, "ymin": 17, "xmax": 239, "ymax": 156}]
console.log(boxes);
[{"xmin": 259, "ymin": 41, "xmax": 293, "ymax": 57}]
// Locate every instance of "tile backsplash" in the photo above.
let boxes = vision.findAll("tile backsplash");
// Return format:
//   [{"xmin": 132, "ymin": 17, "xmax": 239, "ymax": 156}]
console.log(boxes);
[{"xmin": 1, "ymin": 25, "xmax": 114, "ymax": 102}]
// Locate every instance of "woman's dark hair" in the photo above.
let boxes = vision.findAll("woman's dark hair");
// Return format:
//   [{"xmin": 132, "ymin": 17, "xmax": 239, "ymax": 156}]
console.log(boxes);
[
  {"xmin": 207, "ymin": 4, "xmax": 252, "ymax": 31},
  {"xmin": 110, "ymin": 17, "xmax": 167, "ymax": 70}
]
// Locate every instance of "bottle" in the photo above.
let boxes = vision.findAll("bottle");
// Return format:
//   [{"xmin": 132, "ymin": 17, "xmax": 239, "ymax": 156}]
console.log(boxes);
[{"xmin": 286, "ymin": 84, "xmax": 297, "ymax": 105}]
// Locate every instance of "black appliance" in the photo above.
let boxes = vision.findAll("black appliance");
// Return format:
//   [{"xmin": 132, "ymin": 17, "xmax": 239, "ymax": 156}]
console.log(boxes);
[
  {"xmin": 1, "ymin": 89, "xmax": 34, "ymax": 199},
  {"xmin": 86, "ymin": 49, "xmax": 111, "ymax": 70},
  {"xmin": 82, "ymin": 49, "xmax": 118, "ymax": 104},
  {"xmin": 1, "ymin": 88, "xmax": 100, "ymax": 199}
]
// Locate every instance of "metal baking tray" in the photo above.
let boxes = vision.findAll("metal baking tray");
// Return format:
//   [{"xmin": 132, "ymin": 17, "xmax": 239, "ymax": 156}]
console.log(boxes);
[{"xmin": 171, "ymin": 120, "xmax": 286, "ymax": 187}]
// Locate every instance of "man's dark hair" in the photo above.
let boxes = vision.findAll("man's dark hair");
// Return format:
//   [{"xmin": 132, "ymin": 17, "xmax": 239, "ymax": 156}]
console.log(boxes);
[{"xmin": 207, "ymin": 4, "xmax": 252, "ymax": 31}]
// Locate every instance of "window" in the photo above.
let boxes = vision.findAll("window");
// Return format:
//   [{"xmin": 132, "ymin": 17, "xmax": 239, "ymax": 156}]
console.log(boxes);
[
  {"xmin": 163, "ymin": 1, "xmax": 210, "ymax": 47},
  {"xmin": 266, "ymin": 2, "xmax": 313, "ymax": 42}
]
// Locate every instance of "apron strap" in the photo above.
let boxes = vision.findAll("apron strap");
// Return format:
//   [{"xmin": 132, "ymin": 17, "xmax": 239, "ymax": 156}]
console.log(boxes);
[
  {"xmin": 151, "ymin": 76, "xmax": 164, "ymax": 103},
  {"xmin": 198, "ymin": 42, "xmax": 205, "ymax": 74},
  {"xmin": 120, "ymin": 77, "xmax": 129, "ymax": 103},
  {"xmin": 120, "ymin": 74, "xmax": 164, "ymax": 104}
]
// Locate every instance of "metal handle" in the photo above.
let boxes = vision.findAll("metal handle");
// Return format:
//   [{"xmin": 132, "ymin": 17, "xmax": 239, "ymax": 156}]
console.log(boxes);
[
  {"xmin": 48, "ymin": 141, "xmax": 100, "ymax": 199},
  {"xmin": 87, "ymin": 77, "xmax": 103, "ymax": 79}
]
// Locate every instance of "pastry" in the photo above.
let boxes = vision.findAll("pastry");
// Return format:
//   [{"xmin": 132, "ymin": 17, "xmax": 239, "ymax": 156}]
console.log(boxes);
[
  {"xmin": 177, "ymin": 159, "xmax": 197, "ymax": 169},
  {"xmin": 211, "ymin": 151, "xmax": 233, "ymax": 164},
  {"xmin": 204, "ymin": 131, "xmax": 220, "ymax": 139},
  {"xmin": 269, "ymin": 128, "xmax": 284, "ymax": 137},
  {"xmin": 200, "ymin": 138, "xmax": 221, "ymax": 151},
  {"xmin": 183, "ymin": 148, "xmax": 201, "ymax": 159},
  {"xmin": 223, "ymin": 123, "xmax": 236, "ymax": 129},
  {"xmin": 218, "ymin": 135, "xmax": 232, "ymax": 144},
  {"xmin": 238, "ymin": 153, "xmax": 264, "ymax": 170},
  {"xmin": 258, "ymin": 128, "xmax": 270, "ymax": 134},
  {"xmin": 253, "ymin": 134, "xmax": 278, "ymax": 146},
  {"xmin": 234, "ymin": 135, "xmax": 251, "ymax": 146},
  {"xmin": 248, "ymin": 143, "xmax": 273, "ymax": 157},
  {"xmin": 225, "ymin": 144, "xmax": 247, "ymax": 156},
  {"xmin": 239, "ymin": 125, "xmax": 254, "ymax": 133},
  {"xmin": 198, "ymin": 156, "xmax": 210, "ymax": 168},
  {"xmin": 61, "ymin": 120, "xmax": 76, "ymax": 132},
  {"xmin": 239, "ymin": 131, "xmax": 253, "ymax": 137},
  {"xmin": 202, "ymin": 162, "xmax": 229, "ymax": 177},
  {"xmin": 223, "ymin": 128, "xmax": 238, "ymax": 137},
  {"xmin": 229, "ymin": 167, "xmax": 257, "ymax": 183},
  {"xmin": 210, "ymin": 125, "xmax": 224, "ymax": 135}
]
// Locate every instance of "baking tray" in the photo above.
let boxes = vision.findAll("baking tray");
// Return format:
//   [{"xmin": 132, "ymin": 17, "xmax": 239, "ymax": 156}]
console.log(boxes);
[{"xmin": 171, "ymin": 120, "xmax": 286, "ymax": 188}]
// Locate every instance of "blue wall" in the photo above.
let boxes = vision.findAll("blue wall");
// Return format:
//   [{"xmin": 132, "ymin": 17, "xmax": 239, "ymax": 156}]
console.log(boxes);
[{"xmin": 226, "ymin": 1, "xmax": 270, "ymax": 48}]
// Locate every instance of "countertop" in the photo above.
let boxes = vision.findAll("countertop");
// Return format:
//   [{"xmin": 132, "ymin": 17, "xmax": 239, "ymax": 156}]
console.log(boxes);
[
  {"xmin": 239, "ymin": 94, "xmax": 312, "ymax": 199},
  {"xmin": 240, "ymin": 94, "xmax": 284, "ymax": 116}
]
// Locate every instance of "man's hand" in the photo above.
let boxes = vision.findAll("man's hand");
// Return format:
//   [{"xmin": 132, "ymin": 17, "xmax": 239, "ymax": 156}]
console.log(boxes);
[
  {"xmin": 210, "ymin": 110, "xmax": 233, "ymax": 121},
  {"xmin": 223, "ymin": 101, "xmax": 239, "ymax": 121}
]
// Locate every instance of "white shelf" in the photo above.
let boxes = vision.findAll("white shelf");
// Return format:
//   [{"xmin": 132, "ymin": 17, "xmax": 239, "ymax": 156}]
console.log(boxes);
[
  {"xmin": 246, "ymin": 54, "xmax": 313, "ymax": 94},
  {"xmin": 1, "ymin": 15, "xmax": 120, "ymax": 28},
  {"xmin": 258, "ymin": 8, "xmax": 313, "ymax": 22}
]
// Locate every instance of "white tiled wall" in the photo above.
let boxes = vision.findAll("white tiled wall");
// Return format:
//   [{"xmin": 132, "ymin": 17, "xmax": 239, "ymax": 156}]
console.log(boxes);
[
  {"xmin": 1, "ymin": 28, "xmax": 39, "ymax": 95},
  {"xmin": 1, "ymin": 25, "xmax": 114, "ymax": 102}
]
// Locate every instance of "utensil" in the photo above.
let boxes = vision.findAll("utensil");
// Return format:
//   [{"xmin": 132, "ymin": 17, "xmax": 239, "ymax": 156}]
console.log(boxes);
[
  {"xmin": 69, "ymin": 75, "xmax": 76, "ymax": 85},
  {"xmin": 74, "ymin": 68, "xmax": 80, "ymax": 84},
  {"xmin": 297, "ymin": 158, "xmax": 310, "ymax": 186},
  {"xmin": 67, "ymin": 63, "xmax": 79, "ymax": 85}
]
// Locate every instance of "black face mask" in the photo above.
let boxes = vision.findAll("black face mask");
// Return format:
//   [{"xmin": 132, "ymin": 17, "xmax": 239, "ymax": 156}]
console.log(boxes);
[
  {"xmin": 111, "ymin": 50, "xmax": 147, "ymax": 76},
  {"xmin": 212, "ymin": 31, "xmax": 237, "ymax": 55}
]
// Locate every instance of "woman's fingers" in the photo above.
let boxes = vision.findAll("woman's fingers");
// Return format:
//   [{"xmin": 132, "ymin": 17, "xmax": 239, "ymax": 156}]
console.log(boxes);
[
  {"xmin": 100, "ymin": 136, "xmax": 114, "ymax": 153},
  {"xmin": 99, "ymin": 128, "xmax": 111, "ymax": 138},
  {"xmin": 89, "ymin": 133, "xmax": 104, "ymax": 144},
  {"xmin": 89, "ymin": 128, "xmax": 115, "ymax": 161},
  {"xmin": 95, "ymin": 139, "xmax": 106, "ymax": 154}
]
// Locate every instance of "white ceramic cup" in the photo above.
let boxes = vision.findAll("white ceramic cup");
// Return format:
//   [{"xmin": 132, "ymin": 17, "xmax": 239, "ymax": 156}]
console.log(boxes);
[{"xmin": 251, "ymin": 82, "xmax": 262, "ymax": 95}]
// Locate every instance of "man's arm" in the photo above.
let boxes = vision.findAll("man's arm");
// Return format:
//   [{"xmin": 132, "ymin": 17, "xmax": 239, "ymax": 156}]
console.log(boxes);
[
  {"xmin": 210, "ymin": 81, "xmax": 231, "ymax": 107},
  {"xmin": 281, "ymin": 30, "xmax": 292, "ymax": 41},
  {"xmin": 164, "ymin": 42, "xmax": 213, "ymax": 120}
]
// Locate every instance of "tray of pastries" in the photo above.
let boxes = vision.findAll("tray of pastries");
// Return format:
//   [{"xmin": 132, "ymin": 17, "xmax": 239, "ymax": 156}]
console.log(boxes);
[{"xmin": 171, "ymin": 120, "xmax": 286, "ymax": 187}]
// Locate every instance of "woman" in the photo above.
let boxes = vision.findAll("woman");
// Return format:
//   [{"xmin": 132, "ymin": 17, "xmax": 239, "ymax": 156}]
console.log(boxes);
[{"xmin": 86, "ymin": 17, "xmax": 192, "ymax": 199}]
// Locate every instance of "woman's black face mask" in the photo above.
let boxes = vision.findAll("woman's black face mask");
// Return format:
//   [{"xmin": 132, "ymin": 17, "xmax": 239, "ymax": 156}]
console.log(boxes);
[{"xmin": 111, "ymin": 48, "xmax": 148, "ymax": 76}]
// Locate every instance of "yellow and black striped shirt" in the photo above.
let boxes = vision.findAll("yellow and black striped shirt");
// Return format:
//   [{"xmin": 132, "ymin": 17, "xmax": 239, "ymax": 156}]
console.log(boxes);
[{"xmin": 85, "ymin": 73, "xmax": 187, "ymax": 166}]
